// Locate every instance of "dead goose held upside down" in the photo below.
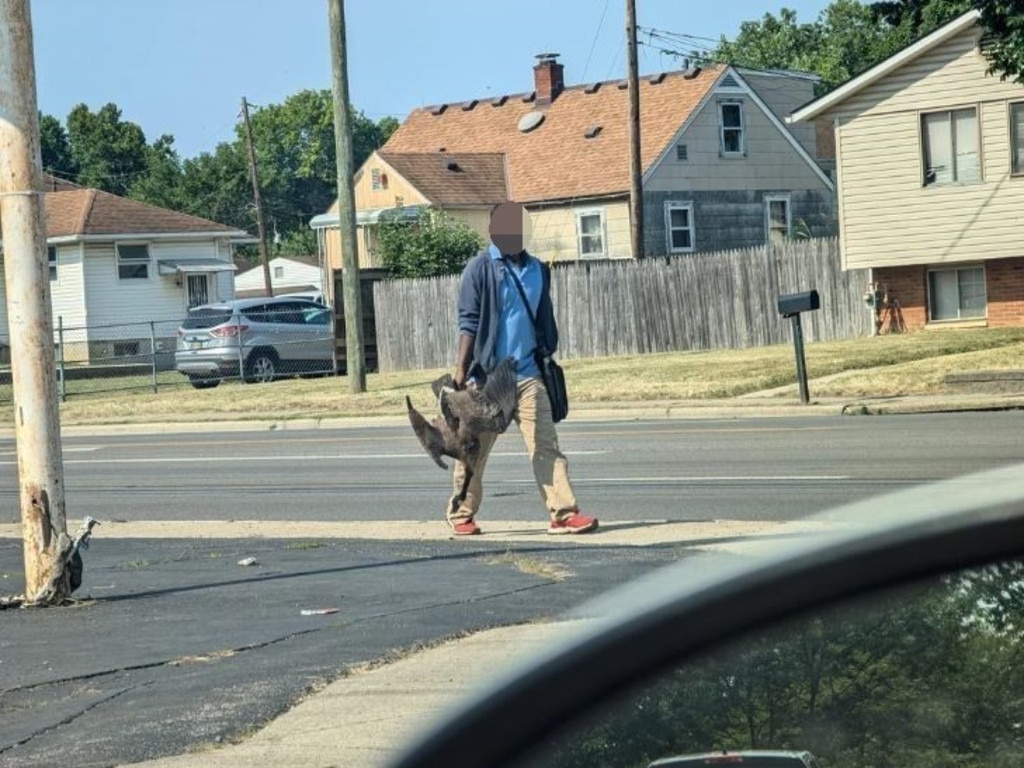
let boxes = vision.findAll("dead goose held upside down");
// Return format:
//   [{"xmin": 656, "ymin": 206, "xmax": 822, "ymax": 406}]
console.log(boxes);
[{"xmin": 406, "ymin": 357, "xmax": 519, "ymax": 508}]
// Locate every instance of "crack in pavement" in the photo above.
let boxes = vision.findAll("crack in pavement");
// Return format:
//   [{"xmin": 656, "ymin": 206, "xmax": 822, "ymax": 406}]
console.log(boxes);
[{"xmin": 0, "ymin": 683, "xmax": 145, "ymax": 755}]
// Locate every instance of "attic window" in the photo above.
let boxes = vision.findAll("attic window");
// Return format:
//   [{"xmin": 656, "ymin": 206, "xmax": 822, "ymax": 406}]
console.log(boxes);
[
  {"xmin": 648, "ymin": 73, "xmax": 667, "ymax": 85},
  {"xmin": 371, "ymin": 168, "xmax": 382, "ymax": 190},
  {"xmin": 584, "ymin": 125, "xmax": 602, "ymax": 139},
  {"xmin": 584, "ymin": 82, "xmax": 601, "ymax": 94},
  {"xmin": 676, "ymin": 144, "xmax": 688, "ymax": 161},
  {"xmin": 719, "ymin": 73, "xmax": 740, "ymax": 88}
]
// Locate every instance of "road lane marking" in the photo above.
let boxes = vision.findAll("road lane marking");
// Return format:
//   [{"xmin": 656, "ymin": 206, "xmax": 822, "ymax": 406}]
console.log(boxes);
[{"xmin": 0, "ymin": 450, "xmax": 611, "ymax": 466}]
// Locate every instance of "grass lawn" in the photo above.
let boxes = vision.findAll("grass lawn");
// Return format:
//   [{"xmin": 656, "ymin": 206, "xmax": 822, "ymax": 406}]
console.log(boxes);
[{"xmin": 0, "ymin": 327, "xmax": 1021, "ymax": 426}]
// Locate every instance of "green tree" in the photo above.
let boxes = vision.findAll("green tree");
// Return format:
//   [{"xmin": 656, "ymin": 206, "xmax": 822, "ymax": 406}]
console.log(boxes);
[
  {"xmin": 376, "ymin": 210, "xmax": 483, "ymax": 279},
  {"xmin": 66, "ymin": 103, "xmax": 149, "ymax": 196},
  {"xmin": 128, "ymin": 134, "xmax": 184, "ymax": 211},
  {"xmin": 39, "ymin": 112, "xmax": 77, "ymax": 180}
]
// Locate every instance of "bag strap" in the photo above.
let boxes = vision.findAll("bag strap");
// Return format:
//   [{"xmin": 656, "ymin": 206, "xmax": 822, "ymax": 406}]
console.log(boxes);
[{"xmin": 502, "ymin": 256, "xmax": 549, "ymax": 357}]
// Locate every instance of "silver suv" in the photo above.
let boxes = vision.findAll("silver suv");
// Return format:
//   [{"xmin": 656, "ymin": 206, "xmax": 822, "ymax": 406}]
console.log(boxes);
[
  {"xmin": 649, "ymin": 752, "xmax": 822, "ymax": 768},
  {"xmin": 174, "ymin": 296, "xmax": 335, "ymax": 389}
]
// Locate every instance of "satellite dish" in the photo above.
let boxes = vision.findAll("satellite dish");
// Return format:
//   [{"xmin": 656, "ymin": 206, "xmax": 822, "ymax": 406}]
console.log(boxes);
[{"xmin": 518, "ymin": 111, "xmax": 545, "ymax": 133}]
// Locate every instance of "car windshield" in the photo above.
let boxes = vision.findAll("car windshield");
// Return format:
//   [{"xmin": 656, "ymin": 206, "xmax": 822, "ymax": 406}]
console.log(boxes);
[
  {"xmin": 181, "ymin": 307, "xmax": 233, "ymax": 329},
  {"xmin": 4, "ymin": 3, "xmax": 1024, "ymax": 768}
]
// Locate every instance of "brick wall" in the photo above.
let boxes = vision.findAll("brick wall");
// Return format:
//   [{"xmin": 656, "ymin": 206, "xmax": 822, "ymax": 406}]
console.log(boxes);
[
  {"xmin": 876, "ymin": 257, "xmax": 1024, "ymax": 329},
  {"xmin": 987, "ymin": 257, "xmax": 1024, "ymax": 327}
]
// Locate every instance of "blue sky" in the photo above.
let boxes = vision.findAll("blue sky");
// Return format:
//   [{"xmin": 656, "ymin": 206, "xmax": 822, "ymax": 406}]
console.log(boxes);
[{"xmin": 31, "ymin": 0, "xmax": 831, "ymax": 160}]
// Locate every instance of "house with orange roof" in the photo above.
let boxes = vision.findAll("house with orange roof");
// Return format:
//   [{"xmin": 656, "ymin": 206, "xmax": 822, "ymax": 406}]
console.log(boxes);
[
  {"xmin": 312, "ymin": 54, "xmax": 837, "ymax": 301},
  {"xmin": 0, "ymin": 175, "xmax": 253, "ymax": 363}
]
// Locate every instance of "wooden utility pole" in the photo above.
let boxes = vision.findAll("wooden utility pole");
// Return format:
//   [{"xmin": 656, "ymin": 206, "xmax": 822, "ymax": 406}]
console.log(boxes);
[
  {"xmin": 626, "ymin": 0, "xmax": 645, "ymax": 259},
  {"xmin": 328, "ymin": 0, "xmax": 366, "ymax": 393},
  {"xmin": 0, "ymin": 0, "xmax": 71, "ymax": 604},
  {"xmin": 241, "ymin": 97, "xmax": 274, "ymax": 298}
]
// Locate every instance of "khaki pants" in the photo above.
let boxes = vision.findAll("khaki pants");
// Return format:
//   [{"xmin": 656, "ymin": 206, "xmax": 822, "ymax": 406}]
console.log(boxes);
[{"xmin": 446, "ymin": 376, "xmax": 578, "ymax": 524}]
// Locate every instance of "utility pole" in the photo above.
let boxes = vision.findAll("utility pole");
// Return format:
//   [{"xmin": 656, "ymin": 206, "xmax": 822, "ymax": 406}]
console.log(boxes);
[
  {"xmin": 0, "ymin": 0, "xmax": 71, "ymax": 604},
  {"xmin": 626, "ymin": 0, "xmax": 645, "ymax": 260},
  {"xmin": 328, "ymin": 0, "xmax": 366, "ymax": 393},
  {"xmin": 241, "ymin": 97, "xmax": 274, "ymax": 298}
]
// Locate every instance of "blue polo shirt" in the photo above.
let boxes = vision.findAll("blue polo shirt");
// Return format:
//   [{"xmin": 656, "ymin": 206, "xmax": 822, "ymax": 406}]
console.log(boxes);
[{"xmin": 490, "ymin": 244, "xmax": 542, "ymax": 380}]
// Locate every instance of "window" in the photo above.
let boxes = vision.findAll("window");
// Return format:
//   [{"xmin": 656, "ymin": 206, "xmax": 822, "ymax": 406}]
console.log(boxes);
[
  {"xmin": 1010, "ymin": 102, "xmax": 1024, "ymax": 175},
  {"xmin": 765, "ymin": 195, "xmax": 791, "ymax": 245},
  {"xmin": 113, "ymin": 341, "xmax": 140, "ymax": 358},
  {"xmin": 928, "ymin": 265, "xmax": 986, "ymax": 321},
  {"xmin": 719, "ymin": 101, "xmax": 745, "ymax": 155},
  {"xmin": 665, "ymin": 202, "xmax": 694, "ymax": 253},
  {"xmin": 676, "ymin": 144, "xmax": 688, "ymax": 161},
  {"xmin": 274, "ymin": 266, "xmax": 285, "ymax": 278},
  {"xmin": 922, "ymin": 108, "xmax": 980, "ymax": 185},
  {"xmin": 48, "ymin": 246, "xmax": 57, "ymax": 281},
  {"xmin": 576, "ymin": 210, "xmax": 606, "ymax": 258},
  {"xmin": 116, "ymin": 243, "xmax": 150, "ymax": 279}
]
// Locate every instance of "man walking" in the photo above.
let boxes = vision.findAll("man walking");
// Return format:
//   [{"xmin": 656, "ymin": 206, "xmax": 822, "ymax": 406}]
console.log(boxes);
[{"xmin": 446, "ymin": 201, "xmax": 598, "ymax": 536}]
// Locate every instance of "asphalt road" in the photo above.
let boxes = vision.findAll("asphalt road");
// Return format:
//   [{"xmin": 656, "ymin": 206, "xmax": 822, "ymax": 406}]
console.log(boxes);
[
  {"xmin": 1, "ymin": 412, "xmax": 1023, "ymax": 525},
  {"xmin": 2, "ymin": 411, "xmax": 1024, "ymax": 767}
]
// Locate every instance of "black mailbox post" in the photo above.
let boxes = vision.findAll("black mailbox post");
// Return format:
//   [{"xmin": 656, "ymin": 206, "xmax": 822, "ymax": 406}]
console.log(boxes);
[{"xmin": 777, "ymin": 289, "xmax": 821, "ymax": 405}]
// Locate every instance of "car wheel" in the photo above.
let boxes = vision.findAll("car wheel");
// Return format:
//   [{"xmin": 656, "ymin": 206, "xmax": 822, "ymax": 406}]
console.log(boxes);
[
  {"xmin": 245, "ymin": 351, "xmax": 278, "ymax": 384},
  {"xmin": 188, "ymin": 376, "xmax": 220, "ymax": 390}
]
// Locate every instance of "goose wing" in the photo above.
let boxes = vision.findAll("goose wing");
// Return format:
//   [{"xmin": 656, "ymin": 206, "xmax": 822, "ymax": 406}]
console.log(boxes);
[{"xmin": 464, "ymin": 357, "xmax": 519, "ymax": 434}]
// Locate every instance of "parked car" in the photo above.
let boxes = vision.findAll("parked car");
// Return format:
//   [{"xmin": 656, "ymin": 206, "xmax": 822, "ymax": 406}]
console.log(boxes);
[
  {"xmin": 174, "ymin": 296, "xmax": 335, "ymax": 388},
  {"xmin": 649, "ymin": 752, "xmax": 822, "ymax": 768},
  {"xmin": 385, "ymin": 461, "xmax": 1024, "ymax": 768}
]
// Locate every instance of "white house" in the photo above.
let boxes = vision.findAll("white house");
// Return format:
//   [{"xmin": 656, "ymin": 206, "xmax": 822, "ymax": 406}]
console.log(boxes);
[
  {"xmin": 233, "ymin": 255, "xmax": 324, "ymax": 298},
  {"xmin": 0, "ymin": 176, "xmax": 254, "ymax": 363}
]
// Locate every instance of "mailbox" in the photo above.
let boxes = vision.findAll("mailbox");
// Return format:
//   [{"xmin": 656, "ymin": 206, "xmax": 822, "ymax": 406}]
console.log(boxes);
[{"xmin": 778, "ymin": 290, "xmax": 820, "ymax": 318}]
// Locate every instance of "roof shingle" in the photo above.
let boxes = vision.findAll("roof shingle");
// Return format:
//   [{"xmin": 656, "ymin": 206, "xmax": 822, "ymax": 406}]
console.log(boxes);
[
  {"xmin": 378, "ymin": 152, "xmax": 508, "ymax": 206},
  {"xmin": 44, "ymin": 188, "xmax": 248, "ymax": 238},
  {"xmin": 381, "ymin": 65, "xmax": 723, "ymax": 203}
]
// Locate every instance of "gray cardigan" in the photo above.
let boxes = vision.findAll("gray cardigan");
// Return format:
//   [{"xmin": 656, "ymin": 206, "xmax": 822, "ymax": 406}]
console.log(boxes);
[{"xmin": 457, "ymin": 250, "xmax": 559, "ymax": 378}]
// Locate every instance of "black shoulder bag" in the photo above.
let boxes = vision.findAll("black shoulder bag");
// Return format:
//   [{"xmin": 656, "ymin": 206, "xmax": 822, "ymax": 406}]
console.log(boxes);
[{"xmin": 503, "ymin": 258, "xmax": 569, "ymax": 423}]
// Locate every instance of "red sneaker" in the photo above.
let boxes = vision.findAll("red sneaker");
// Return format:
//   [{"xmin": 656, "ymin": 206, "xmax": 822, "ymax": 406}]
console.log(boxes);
[
  {"xmin": 451, "ymin": 519, "xmax": 482, "ymax": 536},
  {"xmin": 548, "ymin": 512, "xmax": 598, "ymax": 535}
]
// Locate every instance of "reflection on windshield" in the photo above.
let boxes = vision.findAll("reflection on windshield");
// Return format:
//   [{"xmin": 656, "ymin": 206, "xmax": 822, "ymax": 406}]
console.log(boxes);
[{"xmin": 521, "ymin": 561, "xmax": 1024, "ymax": 768}]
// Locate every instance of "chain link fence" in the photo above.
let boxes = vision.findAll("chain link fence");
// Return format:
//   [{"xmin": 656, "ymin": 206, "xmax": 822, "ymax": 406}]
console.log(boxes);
[{"xmin": 0, "ymin": 304, "xmax": 341, "ymax": 403}]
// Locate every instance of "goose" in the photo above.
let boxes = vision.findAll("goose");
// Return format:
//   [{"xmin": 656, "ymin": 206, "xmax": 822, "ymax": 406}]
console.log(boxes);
[{"xmin": 406, "ymin": 357, "xmax": 519, "ymax": 514}]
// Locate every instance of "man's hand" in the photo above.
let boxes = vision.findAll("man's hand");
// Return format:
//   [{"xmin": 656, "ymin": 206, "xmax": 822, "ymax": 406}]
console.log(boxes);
[{"xmin": 452, "ymin": 366, "xmax": 468, "ymax": 390}]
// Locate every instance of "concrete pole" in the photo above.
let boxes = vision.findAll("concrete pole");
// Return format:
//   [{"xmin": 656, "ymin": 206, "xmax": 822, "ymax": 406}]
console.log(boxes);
[
  {"xmin": 328, "ymin": 0, "xmax": 366, "ymax": 393},
  {"xmin": 0, "ymin": 0, "xmax": 72, "ymax": 604}
]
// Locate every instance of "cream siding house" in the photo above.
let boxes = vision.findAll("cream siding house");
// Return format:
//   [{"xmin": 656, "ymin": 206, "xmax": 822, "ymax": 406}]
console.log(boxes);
[{"xmin": 790, "ymin": 9, "xmax": 1024, "ymax": 329}]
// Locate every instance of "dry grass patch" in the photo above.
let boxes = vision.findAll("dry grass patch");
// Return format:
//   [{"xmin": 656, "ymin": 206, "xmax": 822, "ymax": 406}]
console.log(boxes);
[{"xmin": 1, "ymin": 327, "xmax": 1021, "ymax": 425}]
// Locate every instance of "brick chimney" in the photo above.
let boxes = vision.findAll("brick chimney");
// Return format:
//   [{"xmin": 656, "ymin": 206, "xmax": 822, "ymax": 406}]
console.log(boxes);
[{"xmin": 533, "ymin": 53, "xmax": 564, "ymax": 107}]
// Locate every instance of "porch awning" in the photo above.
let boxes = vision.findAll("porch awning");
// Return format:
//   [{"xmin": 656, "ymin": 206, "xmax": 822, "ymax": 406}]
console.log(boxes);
[
  {"xmin": 157, "ymin": 259, "xmax": 238, "ymax": 276},
  {"xmin": 309, "ymin": 205, "xmax": 430, "ymax": 229}
]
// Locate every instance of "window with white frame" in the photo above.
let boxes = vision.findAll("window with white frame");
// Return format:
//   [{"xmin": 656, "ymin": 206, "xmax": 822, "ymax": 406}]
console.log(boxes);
[
  {"xmin": 274, "ymin": 266, "xmax": 285, "ymax": 278},
  {"xmin": 116, "ymin": 243, "xmax": 150, "ymax": 280},
  {"xmin": 921, "ymin": 108, "xmax": 980, "ymax": 185},
  {"xmin": 928, "ymin": 265, "xmax": 986, "ymax": 321},
  {"xmin": 1010, "ymin": 102, "xmax": 1024, "ymax": 175},
  {"xmin": 576, "ymin": 209, "xmax": 606, "ymax": 258},
  {"xmin": 48, "ymin": 246, "xmax": 57, "ymax": 281},
  {"xmin": 665, "ymin": 202, "xmax": 694, "ymax": 253},
  {"xmin": 765, "ymin": 195, "xmax": 791, "ymax": 245},
  {"xmin": 719, "ymin": 101, "xmax": 745, "ymax": 155}
]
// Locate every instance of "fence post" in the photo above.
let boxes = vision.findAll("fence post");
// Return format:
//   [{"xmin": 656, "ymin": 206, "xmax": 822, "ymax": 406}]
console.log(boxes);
[
  {"xmin": 149, "ymin": 321, "xmax": 158, "ymax": 393},
  {"xmin": 57, "ymin": 315, "xmax": 66, "ymax": 402}
]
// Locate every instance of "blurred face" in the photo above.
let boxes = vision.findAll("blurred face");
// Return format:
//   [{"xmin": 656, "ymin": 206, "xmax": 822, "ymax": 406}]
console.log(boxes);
[{"xmin": 489, "ymin": 202, "xmax": 529, "ymax": 256}]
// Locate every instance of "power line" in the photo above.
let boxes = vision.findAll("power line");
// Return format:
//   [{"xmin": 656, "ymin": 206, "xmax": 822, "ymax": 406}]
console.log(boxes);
[{"xmin": 581, "ymin": 0, "xmax": 612, "ymax": 82}]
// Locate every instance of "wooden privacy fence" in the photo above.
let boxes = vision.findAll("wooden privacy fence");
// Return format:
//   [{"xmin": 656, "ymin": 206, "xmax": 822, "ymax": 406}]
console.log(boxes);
[{"xmin": 373, "ymin": 238, "xmax": 873, "ymax": 373}]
